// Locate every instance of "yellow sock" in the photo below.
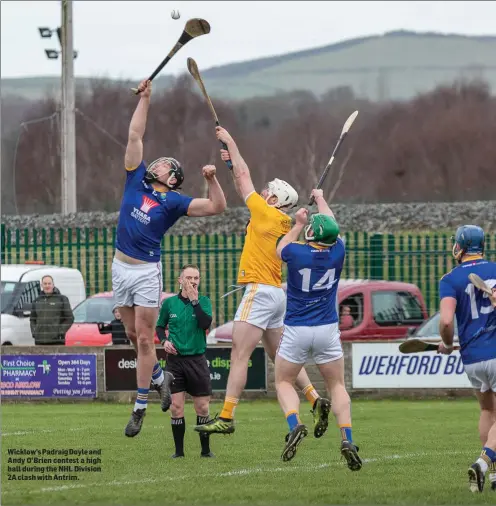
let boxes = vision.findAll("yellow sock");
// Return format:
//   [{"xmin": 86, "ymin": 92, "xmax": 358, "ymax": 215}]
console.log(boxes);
[
  {"xmin": 220, "ymin": 396, "xmax": 239, "ymax": 420},
  {"xmin": 302, "ymin": 384, "xmax": 319, "ymax": 405}
]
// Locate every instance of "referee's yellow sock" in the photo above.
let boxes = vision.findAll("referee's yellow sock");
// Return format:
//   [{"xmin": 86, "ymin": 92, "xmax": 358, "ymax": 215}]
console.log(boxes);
[
  {"xmin": 220, "ymin": 397, "xmax": 239, "ymax": 420},
  {"xmin": 302, "ymin": 384, "xmax": 319, "ymax": 405}
]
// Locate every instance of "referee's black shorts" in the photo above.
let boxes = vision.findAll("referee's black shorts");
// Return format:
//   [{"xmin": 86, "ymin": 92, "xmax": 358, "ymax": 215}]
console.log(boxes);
[{"xmin": 165, "ymin": 353, "xmax": 212, "ymax": 397}]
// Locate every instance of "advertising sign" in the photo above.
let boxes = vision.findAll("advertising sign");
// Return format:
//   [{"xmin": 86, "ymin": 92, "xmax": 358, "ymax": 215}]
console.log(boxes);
[
  {"xmin": 104, "ymin": 347, "xmax": 266, "ymax": 392},
  {"xmin": 0, "ymin": 354, "xmax": 97, "ymax": 398},
  {"xmin": 352, "ymin": 343, "xmax": 472, "ymax": 389}
]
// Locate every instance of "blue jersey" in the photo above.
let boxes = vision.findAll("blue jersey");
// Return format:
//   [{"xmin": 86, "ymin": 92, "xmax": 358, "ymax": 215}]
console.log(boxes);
[
  {"xmin": 439, "ymin": 258, "xmax": 496, "ymax": 365},
  {"xmin": 281, "ymin": 239, "xmax": 345, "ymax": 326},
  {"xmin": 115, "ymin": 162, "xmax": 193, "ymax": 262}
]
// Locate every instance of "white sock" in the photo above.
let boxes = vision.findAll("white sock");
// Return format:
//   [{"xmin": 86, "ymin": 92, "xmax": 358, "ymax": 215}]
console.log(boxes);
[
  {"xmin": 134, "ymin": 400, "xmax": 147, "ymax": 411},
  {"xmin": 475, "ymin": 457, "xmax": 489, "ymax": 474},
  {"xmin": 152, "ymin": 368, "xmax": 164, "ymax": 386},
  {"xmin": 134, "ymin": 389, "xmax": 148, "ymax": 412},
  {"xmin": 489, "ymin": 463, "xmax": 496, "ymax": 482}
]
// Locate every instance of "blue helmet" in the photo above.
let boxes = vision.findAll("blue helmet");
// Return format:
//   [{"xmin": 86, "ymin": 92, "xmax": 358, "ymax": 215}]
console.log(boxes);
[{"xmin": 452, "ymin": 225, "xmax": 485, "ymax": 262}]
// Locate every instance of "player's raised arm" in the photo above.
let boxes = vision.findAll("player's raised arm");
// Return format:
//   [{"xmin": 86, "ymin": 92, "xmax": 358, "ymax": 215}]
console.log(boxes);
[
  {"xmin": 276, "ymin": 208, "xmax": 308, "ymax": 259},
  {"xmin": 310, "ymin": 189, "xmax": 336, "ymax": 220},
  {"xmin": 216, "ymin": 126, "xmax": 255, "ymax": 201},
  {"xmin": 124, "ymin": 80, "xmax": 151, "ymax": 170},
  {"xmin": 186, "ymin": 165, "xmax": 227, "ymax": 217}
]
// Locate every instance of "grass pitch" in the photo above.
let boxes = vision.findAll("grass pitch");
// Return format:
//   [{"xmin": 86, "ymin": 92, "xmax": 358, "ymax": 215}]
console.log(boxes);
[{"xmin": 1, "ymin": 399, "xmax": 494, "ymax": 505}]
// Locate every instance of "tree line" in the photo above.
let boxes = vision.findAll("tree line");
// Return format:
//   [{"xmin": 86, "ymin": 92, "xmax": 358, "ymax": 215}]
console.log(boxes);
[{"xmin": 2, "ymin": 77, "xmax": 495, "ymax": 215}]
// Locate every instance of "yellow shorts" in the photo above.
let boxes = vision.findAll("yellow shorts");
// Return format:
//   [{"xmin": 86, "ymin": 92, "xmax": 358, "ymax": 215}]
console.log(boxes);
[{"xmin": 234, "ymin": 283, "xmax": 285, "ymax": 330}]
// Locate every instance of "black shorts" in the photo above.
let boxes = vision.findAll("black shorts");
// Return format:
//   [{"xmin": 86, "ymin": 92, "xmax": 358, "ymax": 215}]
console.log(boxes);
[{"xmin": 165, "ymin": 353, "xmax": 212, "ymax": 397}]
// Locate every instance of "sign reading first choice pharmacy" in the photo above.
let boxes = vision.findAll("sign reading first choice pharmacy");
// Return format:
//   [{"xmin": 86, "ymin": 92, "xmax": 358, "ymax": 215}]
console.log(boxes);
[
  {"xmin": 0, "ymin": 354, "xmax": 97, "ymax": 398},
  {"xmin": 104, "ymin": 347, "xmax": 267, "ymax": 392},
  {"xmin": 352, "ymin": 343, "xmax": 472, "ymax": 389}
]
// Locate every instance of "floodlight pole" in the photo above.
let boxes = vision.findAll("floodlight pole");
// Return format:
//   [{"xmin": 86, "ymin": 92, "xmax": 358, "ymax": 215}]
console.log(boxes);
[{"xmin": 60, "ymin": 0, "xmax": 77, "ymax": 214}]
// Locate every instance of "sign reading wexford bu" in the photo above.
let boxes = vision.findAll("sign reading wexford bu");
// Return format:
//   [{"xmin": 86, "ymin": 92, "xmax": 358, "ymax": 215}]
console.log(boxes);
[
  {"xmin": 0, "ymin": 355, "xmax": 97, "ymax": 398},
  {"xmin": 352, "ymin": 343, "xmax": 472, "ymax": 389}
]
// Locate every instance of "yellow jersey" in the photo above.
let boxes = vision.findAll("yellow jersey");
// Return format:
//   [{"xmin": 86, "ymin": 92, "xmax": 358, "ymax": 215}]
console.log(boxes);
[{"xmin": 237, "ymin": 192, "xmax": 292, "ymax": 287}]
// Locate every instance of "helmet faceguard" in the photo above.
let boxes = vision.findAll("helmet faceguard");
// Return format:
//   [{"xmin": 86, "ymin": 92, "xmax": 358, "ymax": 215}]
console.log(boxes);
[
  {"xmin": 304, "ymin": 213, "xmax": 340, "ymax": 247},
  {"xmin": 144, "ymin": 157, "xmax": 184, "ymax": 190},
  {"xmin": 451, "ymin": 225, "xmax": 485, "ymax": 264},
  {"xmin": 264, "ymin": 178, "xmax": 298, "ymax": 209}
]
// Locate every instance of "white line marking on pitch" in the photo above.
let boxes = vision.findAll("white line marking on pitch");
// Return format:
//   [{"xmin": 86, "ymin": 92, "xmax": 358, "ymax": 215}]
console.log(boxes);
[
  {"xmin": 1, "ymin": 428, "xmax": 87, "ymax": 437},
  {"xmin": 1, "ymin": 425, "xmax": 168, "ymax": 437},
  {"xmin": 1, "ymin": 419, "xmax": 268, "ymax": 437},
  {"xmin": 2, "ymin": 450, "xmax": 466, "ymax": 496}
]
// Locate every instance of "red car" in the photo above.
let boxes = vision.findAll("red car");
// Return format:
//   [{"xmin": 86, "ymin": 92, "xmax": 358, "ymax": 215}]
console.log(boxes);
[
  {"xmin": 208, "ymin": 279, "xmax": 428, "ymax": 343},
  {"xmin": 65, "ymin": 291, "xmax": 175, "ymax": 346}
]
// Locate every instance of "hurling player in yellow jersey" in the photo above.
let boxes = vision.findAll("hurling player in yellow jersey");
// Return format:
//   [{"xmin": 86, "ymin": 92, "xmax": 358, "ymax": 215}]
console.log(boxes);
[{"xmin": 195, "ymin": 126, "xmax": 329, "ymax": 437}]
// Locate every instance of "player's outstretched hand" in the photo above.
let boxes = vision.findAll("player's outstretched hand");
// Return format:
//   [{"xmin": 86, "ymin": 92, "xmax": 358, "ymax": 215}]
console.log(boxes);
[
  {"xmin": 220, "ymin": 149, "xmax": 231, "ymax": 162},
  {"xmin": 137, "ymin": 79, "xmax": 152, "ymax": 98},
  {"xmin": 295, "ymin": 208, "xmax": 309, "ymax": 225},
  {"xmin": 202, "ymin": 165, "xmax": 216, "ymax": 180},
  {"xmin": 216, "ymin": 126, "xmax": 234, "ymax": 145},
  {"xmin": 164, "ymin": 340, "xmax": 178, "ymax": 355},
  {"xmin": 437, "ymin": 342, "xmax": 453, "ymax": 355},
  {"xmin": 311, "ymin": 189, "xmax": 324, "ymax": 200}
]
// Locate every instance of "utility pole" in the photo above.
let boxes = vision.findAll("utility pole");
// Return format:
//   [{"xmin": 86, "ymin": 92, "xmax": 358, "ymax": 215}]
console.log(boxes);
[
  {"xmin": 38, "ymin": 1, "xmax": 77, "ymax": 214},
  {"xmin": 60, "ymin": 0, "xmax": 77, "ymax": 214}
]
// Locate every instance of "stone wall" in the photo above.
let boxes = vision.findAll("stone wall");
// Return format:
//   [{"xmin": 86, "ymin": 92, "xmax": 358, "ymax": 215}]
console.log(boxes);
[{"xmin": 2, "ymin": 201, "xmax": 495, "ymax": 234}]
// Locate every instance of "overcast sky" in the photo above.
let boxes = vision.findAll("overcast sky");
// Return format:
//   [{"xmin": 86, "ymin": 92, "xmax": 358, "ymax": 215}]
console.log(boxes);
[{"xmin": 1, "ymin": 1, "xmax": 495, "ymax": 80}]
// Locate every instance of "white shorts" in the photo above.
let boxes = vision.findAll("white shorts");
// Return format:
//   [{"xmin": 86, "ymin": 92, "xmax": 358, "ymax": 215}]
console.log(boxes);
[
  {"xmin": 111, "ymin": 258, "xmax": 162, "ymax": 309},
  {"xmin": 277, "ymin": 323, "xmax": 343, "ymax": 365},
  {"xmin": 464, "ymin": 358, "xmax": 496, "ymax": 393},
  {"xmin": 234, "ymin": 283, "xmax": 285, "ymax": 330}
]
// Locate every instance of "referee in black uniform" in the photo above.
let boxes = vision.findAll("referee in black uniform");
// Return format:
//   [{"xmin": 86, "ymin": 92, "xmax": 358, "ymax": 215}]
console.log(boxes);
[{"xmin": 156, "ymin": 264, "xmax": 214, "ymax": 458}]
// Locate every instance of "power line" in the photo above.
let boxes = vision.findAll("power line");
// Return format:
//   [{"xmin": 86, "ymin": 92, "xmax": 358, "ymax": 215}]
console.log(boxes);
[
  {"xmin": 75, "ymin": 109, "xmax": 126, "ymax": 149},
  {"xmin": 12, "ymin": 112, "xmax": 59, "ymax": 215}
]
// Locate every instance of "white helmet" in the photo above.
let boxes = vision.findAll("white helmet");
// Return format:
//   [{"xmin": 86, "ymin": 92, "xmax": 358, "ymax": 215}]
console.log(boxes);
[{"xmin": 266, "ymin": 178, "xmax": 299, "ymax": 209}]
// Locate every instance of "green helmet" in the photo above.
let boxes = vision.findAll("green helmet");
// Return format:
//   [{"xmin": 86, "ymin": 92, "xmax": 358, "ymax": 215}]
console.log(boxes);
[{"xmin": 304, "ymin": 213, "xmax": 340, "ymax": 246}]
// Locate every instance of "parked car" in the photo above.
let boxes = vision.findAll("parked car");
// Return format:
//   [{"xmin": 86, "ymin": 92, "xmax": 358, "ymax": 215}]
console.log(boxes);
[
  {"xmin": 407, "ymin": 311, "xmax": 459, "ymax": 343},
  {"xmin": 209, "ymin": 279, "xmax": 428, "ymax": 343},
  {"xmin": 65, "ymin": 291, "xmax": 175, "ymax": 346},
  {"xmin": 1, "ymin": 263, "xmax": 86, "ymax": 346}
]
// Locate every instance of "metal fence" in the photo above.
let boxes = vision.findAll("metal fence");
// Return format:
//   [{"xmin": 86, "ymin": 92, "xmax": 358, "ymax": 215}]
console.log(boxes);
[{"xmin": 2, "ymin": 225, "xmax": 495, "ymax": 327}]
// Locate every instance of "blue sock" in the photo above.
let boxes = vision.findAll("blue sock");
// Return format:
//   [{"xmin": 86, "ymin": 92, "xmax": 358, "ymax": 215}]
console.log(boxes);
[
  {"xmin": 286, "ymin": 411, "xmax": 300, "ymax": 431},
  {"xmin": 340, "ymin": 425, "xmax": 353, "ymax": 443},
  {"xmin": 134, "ymin": 387, "xmax": 149, "ymax": 412},
  {"xmin": 482, "ymin": 447, "xmax": 496, "ymax": 463},
  {"xmin": 151, "ymin": 362, "xmax": 164, "ymax": 385}
]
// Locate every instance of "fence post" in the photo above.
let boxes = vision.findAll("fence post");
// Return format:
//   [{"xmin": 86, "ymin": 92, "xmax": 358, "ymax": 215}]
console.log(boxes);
[
  {"xmin": 1, "ymin": 224, "xmax": 5, "ymax": 265},
  {"xmin": 369, "ymin": 234, "xmax": 384, "ymax": 280}
]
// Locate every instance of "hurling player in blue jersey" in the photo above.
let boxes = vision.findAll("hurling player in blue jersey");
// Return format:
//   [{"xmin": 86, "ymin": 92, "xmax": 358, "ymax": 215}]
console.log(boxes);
[
  {"xmin": 274, "ymin": 189, "xmax": 362, "ymax": 470},
  {"xmin": 438, "ymin": 225, "xmax": 496, "ymax": 493},
  {"xmin": 113, "ymin": 79, "xmax": 227, "ymax": 437}
]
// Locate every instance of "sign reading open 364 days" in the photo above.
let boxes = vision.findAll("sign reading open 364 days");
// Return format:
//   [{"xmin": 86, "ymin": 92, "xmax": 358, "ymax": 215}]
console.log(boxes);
[
  {"xmin": 104, "ymin": 347, "xmax": 267, "ymax": 392},
  {"xmin": 0, "ymin": 355, "xmax": 97, "ymax": 398}
]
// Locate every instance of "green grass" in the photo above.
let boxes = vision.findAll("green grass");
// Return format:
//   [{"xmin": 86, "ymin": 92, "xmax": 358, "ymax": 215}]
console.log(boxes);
[{"xmin": 1, "ymin": 399, "xmax": 494, "ymax": 505}]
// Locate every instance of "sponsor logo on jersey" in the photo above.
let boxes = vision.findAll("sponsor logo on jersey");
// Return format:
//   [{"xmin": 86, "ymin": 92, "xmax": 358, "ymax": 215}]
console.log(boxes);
[
  {"xmin": 140, "ymin": 195, "xmax": 159, "ymax": 213},
  {"xmin": 130, "ymin": 195, "xmax": 159, "ymax": 225}
]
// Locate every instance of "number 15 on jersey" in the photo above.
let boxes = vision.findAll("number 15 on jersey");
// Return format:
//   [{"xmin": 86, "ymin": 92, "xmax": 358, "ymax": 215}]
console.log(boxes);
[{"xmin": 465, "ymin": 278, "xmax": 496, "ymax": 319}]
